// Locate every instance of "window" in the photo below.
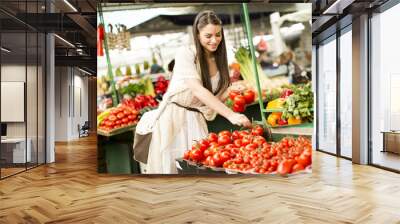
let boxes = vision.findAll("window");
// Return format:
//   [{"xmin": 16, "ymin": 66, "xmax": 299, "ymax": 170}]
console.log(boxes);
[
  {"xmin": 317, "ymin": 35, "xmax": 337, "ymax": 154},
  {"xmin": 370, "ymin": 3, "xmax": 400, "ymax": 171},
  {"xmin": 339, "ymin": 27, "xmax": 352, "ymax": 158}
]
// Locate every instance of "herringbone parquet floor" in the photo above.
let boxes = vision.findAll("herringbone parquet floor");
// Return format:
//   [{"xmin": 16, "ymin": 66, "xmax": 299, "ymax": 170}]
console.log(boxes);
[{"xmin": 1, "ymin": 135, "xmax": 400, "ymax": 224}]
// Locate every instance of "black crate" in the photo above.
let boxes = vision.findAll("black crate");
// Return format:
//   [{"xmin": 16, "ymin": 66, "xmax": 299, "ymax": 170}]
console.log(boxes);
[{"xmin": 176, "ymin": 158, "xmax": 226, "ymax": 174}]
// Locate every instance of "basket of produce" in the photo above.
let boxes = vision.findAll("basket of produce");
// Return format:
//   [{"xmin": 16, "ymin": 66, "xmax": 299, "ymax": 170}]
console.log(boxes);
[
  {"xmin": 97, "ymin": 105, "xmax": 140, "ymax": 137},
  {"xmin": 178, "ymin": 126, "xmax": 312, "ymax": 176},
  {"xmin": 264, "ymin": 83, "xmax": 313, "ymax": 128}
]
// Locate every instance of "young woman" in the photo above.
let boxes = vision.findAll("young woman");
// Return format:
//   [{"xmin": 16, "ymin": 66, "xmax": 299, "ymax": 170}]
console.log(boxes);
[{"xmin": 138, "ymin": 10, "xmax": 251, "ymax": 174}]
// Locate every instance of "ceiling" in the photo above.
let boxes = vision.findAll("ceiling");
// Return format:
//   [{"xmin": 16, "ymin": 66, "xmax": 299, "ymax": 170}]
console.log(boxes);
[
  {"xmin": 311, "ymin": 0, "xmax": 391, "ymax": 44},
  {"xmin": 0, "ymin": 0, "xmax": 97, "ymax": 75}
]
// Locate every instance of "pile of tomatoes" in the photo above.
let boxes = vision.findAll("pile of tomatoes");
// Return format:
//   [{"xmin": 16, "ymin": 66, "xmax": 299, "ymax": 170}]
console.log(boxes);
[
  {"xmin": 121, "ymin": 95, "xmax": 158, "ymax": 111},
  {"xmin": 183, "ymin": 126, "xmax": 312, "ymax": 175},
  {"xmin": 155, "ymin": 76, "xmax": 169, "ymax": 95},
  {"xmin": 225, "ymin": 89, "xmax": 256, "ymax": 113},
  {"xmin": 98, "ymin": 105, "xmax": 139, "ymax": 132}
]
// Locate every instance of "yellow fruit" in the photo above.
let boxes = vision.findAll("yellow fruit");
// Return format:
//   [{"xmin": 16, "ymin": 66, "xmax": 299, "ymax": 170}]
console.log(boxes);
[
  {"xmin": 267, "ymin": 114, "xmax": 278, "ymax": 127},
  {"xmin": 288, "ymin": 117, "xmax": 302, "ymax": 125},
  {"xmin": 266, "ymin": 98, "xmax": 285, "ymax": 109},
  {"xmin": 271, "ymin": 112, "xmax": 282, "ymax": 119}
]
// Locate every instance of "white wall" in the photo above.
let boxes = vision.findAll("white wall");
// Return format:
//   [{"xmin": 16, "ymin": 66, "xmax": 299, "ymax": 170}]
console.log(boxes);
[
  {"xmin": 54, "ymin": 67, "xmax": 89, "ymax": 141},
  {"xmin": 55, "ymin": 67, "xmax": 68, "ymax": 141}
]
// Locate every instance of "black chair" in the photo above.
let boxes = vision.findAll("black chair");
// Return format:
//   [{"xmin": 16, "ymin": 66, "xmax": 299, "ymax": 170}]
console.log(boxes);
[{"xmin": 79, "ymin": 121, "xmax": 90, "ymax": 138}]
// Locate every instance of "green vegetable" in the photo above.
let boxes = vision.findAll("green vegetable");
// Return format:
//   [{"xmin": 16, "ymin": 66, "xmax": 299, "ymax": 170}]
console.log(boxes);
[
  {"xmin": 234, "ymin": 47, "xmax": 268, "ymax": 87},
  {"xmin": 119, "ymin": 82, "xmax": 146, "ymax": 96},
  {"xmin": 281, "ymin": 83, "xmax": 314, "ymax": 122}
]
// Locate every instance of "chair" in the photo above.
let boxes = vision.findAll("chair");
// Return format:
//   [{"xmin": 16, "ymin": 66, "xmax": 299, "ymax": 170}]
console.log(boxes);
[{"xmin": 79, "ymin": 121, "xmax": 90, "ymax": 138}]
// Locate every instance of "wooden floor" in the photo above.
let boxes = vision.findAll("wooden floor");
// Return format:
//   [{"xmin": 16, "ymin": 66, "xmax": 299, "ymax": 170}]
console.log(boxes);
[
  {"xmin": 373, "ymin": 151, "xmax": 400, "ymax": 171},
  {"xmin": 1, "ymin": 135, "xmax": 400, "ymax": 224}
]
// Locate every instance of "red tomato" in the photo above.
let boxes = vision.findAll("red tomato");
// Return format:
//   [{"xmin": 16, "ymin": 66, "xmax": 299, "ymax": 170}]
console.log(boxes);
[
  {"xmin": 229, "ymin": 90, "xmax": 241, "ymax": 100},
  {"xmin": 253, "ymin": 136, "xmax": 266, "ymax": 146},
  {"xmin": 243, "ymin": 155, "xmax": 250, "ymax": 164},
  {"xmin": 241, "ymin": 137, "xmax": 252, "ymax": 146},
  {"xmin": 218, "ymin": 135, "xmax": 231, "ymax": 145},
  {"xmin": 234, "ymin": 157, "xmax": 243, "ymax": 164},
  {"xmin": 233, "ymin": 139, "xmax": 242, "ymax": 147},
  {"xmin": 198, "ymin": 140, "xmax": 209, "ymax": 151},
  {"xmin": 233, "ymin": 95, "xmax": 246, "ymax": 107},
  {"xmin": 231, "ymin": 130, "xmax": 241, "ymax": 140},
  {"xmin": 127, "ymin": 115, "xmax": 135, "ymax": 121},
  {"xmin": 245, "ymin": 143, "xmax": 258, "ymax": 151},
  {"xmin": 117, "ymin": 112, "xmax": 125, "ymax": 119},
  {"xmin": 190, "ymin": 149, "xmax": 204, "ymax": 162},
  {"xmin": 224, "ymin": 144, "xmax": 235, "ymax": 151},
  {"xmin": 233, "ymin": 103, "xmax": 245, "ymax": 113},
  {"xmin": 208, "ymin": 133, "xmax": 218, "ymax": 143},
  {"xmin": 243, "ymin": 90, "xmax": 255, "ymax": 104},
  {"xmin": 108, "ymin": 115, "xmax": 117, "ymax": 122},
  {"xmin": 123, "ymin": 109, "xmax": 132, "ymax": 115},
  {"xmin": 212, "ymin": 153, "xmax": 223, "ymax": 167},
  {"xmin": 277, "ymin": 160, "xmax": 294, "ymax": 175},
  {"xmin": 220, "ymin": 151, "xmax": 231, "ymax": 162},
  {"xmin": 251, "ymin": 125, "xmax": 264, "ymax": 136},
  {"xmin": 218, "ymin": 130, "xmax": 231, "ymax": 138},
  {"xmin": 122, "ymin": 118, "xmax": 129, "ymax": 124},
  {"xmin": 204, "ymin": 156, "xmax": 213, "ymax": 166},
  {"xmin": 297, "ymin": 153, "xmax": 311, "ymax": 167},
  {"xmin": 203, "ymin": 149, "xmax": 212, "ymax": 158},
  {"xmin": 230, "ymin": 148, "xmax": 239, "ymax": 155},
  {"xmin": 105, "ymin": 121, "xmax": 113, "ymax": 127},
  {"xmin": 292, "ymin": 163, "xmax": 305, "ymax": 173},
  {"xmin": 183, "ymin": 151, "xmax": 190, "ymax": 160}
]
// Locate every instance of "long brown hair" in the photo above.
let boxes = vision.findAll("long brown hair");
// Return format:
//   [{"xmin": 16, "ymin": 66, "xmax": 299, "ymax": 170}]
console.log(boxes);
[{"xmin": 193, "ymin": 10, "xmax": 230, "ymax": 95}]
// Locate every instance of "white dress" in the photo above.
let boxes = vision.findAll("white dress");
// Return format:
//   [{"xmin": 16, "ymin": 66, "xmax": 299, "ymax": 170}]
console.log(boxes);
[{"xmin": 143, "ymin": 46, "xmax": 221, "ymax": 174}]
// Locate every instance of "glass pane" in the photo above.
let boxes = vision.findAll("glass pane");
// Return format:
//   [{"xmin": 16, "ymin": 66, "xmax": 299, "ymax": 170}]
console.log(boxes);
[
  {"xmin": 317, "ymin": 36, "xmax": 337, "ymax": 154},
  {"xmin": 339, "ymin": 28, "xmax": 352, "ymax": 158},
  {"xmin": 27, "ymin": 31, "xmax": 38, "ymax": 169},
  {"xmin": 371, "ymin": 4, "xmax": 400, "ymax": 171},
  {"xmin": 38, "ymin": 32, "xmax": 45, "ymax": 165},
  {"xmin": 312, "ymin": 45, "xmax": 317, "ymax": 150},
  {"xmin": 1, "ymin": 31, "xmax": 27, "ymax": 177}
]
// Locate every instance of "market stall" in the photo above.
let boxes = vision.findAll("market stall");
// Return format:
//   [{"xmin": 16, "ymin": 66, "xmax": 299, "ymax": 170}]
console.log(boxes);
[{"xmin": 96, "ymin": 3, "xmax": 313, "ymax": 175}]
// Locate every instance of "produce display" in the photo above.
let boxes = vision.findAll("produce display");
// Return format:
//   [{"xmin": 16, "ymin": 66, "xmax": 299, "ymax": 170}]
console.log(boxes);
[
  {"xmin": 121, "ymin": 95, "xmax": 158, "ymax": 111},
  {"xmin": 281, "ymin": 83, "xmax": 313, "ymax": 123},
  {"xmin": 117, "ymin": 76, "xmax": 155, "ymax": 98},
  {"xmin": 225, "ymin": 89, "xmax": 256, "ymax": 112},
  {"xmin": 183, "ymin": 126, "xmax": 312, "ymax": 175},
  {"xmin": 97, "ymin": 105, "xmax": 140, "ymax": 133},
  {"xmin": 265, "ymin": 83, "xmax": 313, "ymax": 127}
]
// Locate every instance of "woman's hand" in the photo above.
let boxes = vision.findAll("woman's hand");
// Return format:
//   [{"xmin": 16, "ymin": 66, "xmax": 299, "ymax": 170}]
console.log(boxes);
[
  {"xmin": 227, "ymin": 112, "xmax": 252, "ymax": 128},
  {"xmin": 185, "ymin": 79, "xmax": 248, "ymax": 124}
]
